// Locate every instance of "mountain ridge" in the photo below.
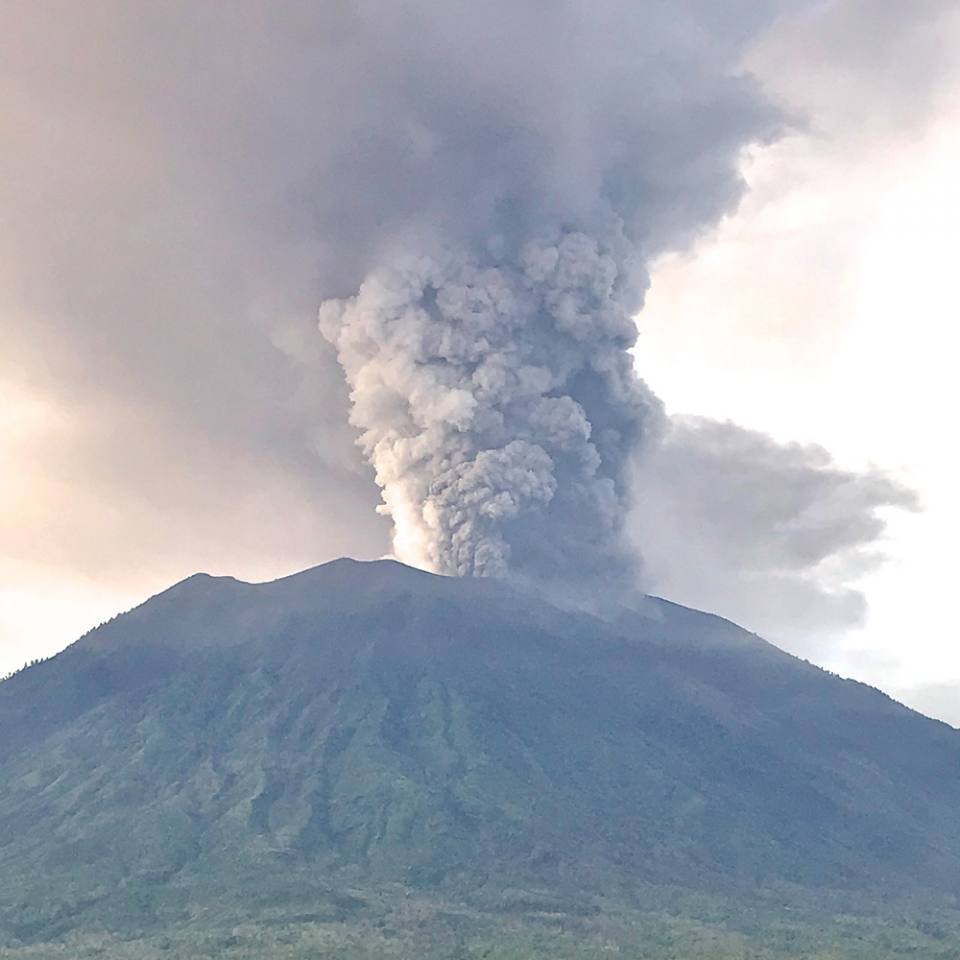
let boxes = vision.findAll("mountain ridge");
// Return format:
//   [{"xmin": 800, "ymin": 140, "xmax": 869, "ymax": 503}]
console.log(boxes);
[{"xmin": 1, "ymin": 558, "xmax": 958, "ymax": 958}]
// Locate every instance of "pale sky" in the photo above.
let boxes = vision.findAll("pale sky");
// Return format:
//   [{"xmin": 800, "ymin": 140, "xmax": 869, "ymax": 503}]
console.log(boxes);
[
  {"xmin": 638, "ymin": 1, "xmax": 960, "ymax": 720},
  {"xmin": 2, "ymin": 1, "xmax": 958, "ymax": 725}
]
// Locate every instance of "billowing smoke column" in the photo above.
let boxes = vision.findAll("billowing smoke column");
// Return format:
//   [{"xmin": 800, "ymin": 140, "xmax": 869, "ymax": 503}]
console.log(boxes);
[
  {"xmin": 316, "ymin": 1, "xmax": 799, "ymax": 588},
  {"xmin": 320, "ymin": 233, "xmax": 658, "ymax": 586}
]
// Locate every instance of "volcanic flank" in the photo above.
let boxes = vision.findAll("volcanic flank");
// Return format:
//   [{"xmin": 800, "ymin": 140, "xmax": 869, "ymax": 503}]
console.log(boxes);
[{"xmin": 1, "ymin": 559, "xmax": 958, "ymax": 958}]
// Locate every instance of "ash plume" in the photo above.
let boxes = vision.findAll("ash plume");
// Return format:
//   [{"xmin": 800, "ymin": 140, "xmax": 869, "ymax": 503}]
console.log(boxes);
[
  {"xmin": 320, "ymin": 234, "xmax": 659, "ymax": 586},
  {"xmin": 317, "ymin": 0, "xmax": 799, "ymax": 587},
  {"xmin": 0, "ymin": 0, "xmax": 943, "ymax": 658}
]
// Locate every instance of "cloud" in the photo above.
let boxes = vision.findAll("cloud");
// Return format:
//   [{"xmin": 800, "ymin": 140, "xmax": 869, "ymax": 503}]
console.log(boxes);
[
  {"xmin": 2, "ymin": 1, "xmax": 811, "ymax": 596},
  {"xmin": 1, "ymin": 2, "xmax": 395, "ymax": 592},
  {"xmin": 306, "ymin": 1, "xmax": 808, "ymax": 585},
  {"xmin": 630, "ymin": 417, "xmax": 918, "ymax": 653},
  {"xmin": 749, "ymin": 0, "xmax": 960, "ymax": 137},
  {"xmin": 0, "ymin": 1, "xmax": 943, "ymax": 656},
  {"xmin": 628, "ymin": 0, "xmax": 959, "ymax": 654}
]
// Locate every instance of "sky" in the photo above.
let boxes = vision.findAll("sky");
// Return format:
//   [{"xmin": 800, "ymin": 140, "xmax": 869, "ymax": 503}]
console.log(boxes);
[
  {"xmin": 1, "ymin": 1, "xmax": 958, "ymax": 725},
  {"xmin": 637, "ymin": 0, "xmax": 960, "ymax": 721}
]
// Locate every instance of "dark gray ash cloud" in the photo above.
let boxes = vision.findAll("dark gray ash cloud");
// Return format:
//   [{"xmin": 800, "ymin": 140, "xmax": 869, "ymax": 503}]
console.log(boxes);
[
  {"xmin": 310, "ymin": 0, "xmax": 804, "ymax": 588},
  {"xmin": 0, "ymin": 0, "xmax": 930, "ymax": 626}
]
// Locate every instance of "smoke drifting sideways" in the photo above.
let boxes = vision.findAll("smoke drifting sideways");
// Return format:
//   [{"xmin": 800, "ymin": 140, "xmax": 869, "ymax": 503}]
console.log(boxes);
[
  {"xmin": 631, "ymin": 418, "xmax": 919, "ymax": 650},
  {"xmin": 316, "ymin": 0, "xmax": 805, "ymax": 590}
]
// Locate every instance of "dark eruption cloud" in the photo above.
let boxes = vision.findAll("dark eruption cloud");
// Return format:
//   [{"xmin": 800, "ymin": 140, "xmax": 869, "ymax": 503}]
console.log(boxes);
[
  {"xmin": 0, "ymin": 0, "xmax": 918, "ymax": 616},
  {"xmin": 314, "ymin": 1, "xmax": 805, "ymax": 587}
]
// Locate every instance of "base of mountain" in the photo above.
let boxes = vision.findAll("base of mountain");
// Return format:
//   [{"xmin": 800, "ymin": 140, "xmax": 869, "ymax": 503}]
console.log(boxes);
[{"xmin": 2, "ymin": 882, "xmax": 958, "ymax": 959}]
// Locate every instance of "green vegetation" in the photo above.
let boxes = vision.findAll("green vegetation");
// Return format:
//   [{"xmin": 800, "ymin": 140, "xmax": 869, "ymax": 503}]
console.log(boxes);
[
  {"xmin": 1, "ymin": 559, "xmax": 958, "ymax": 958},
  {"xmin": 2, "ymin": 887, "xmax": 959, "ymax": 960}
]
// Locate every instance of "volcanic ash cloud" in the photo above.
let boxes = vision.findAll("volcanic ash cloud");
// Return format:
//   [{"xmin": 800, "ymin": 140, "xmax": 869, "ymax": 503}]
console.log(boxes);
[
  {"xmin": 316, "ymin": 1, "xmax": 801, "ymax": 589},
  {"xmin": 320, "ymin": 232, "xmax": 659, "ymax": 588}
]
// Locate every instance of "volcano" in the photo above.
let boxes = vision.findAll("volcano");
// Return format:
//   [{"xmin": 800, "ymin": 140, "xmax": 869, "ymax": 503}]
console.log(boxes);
[{"xmin": 1, "ymin": 558, "xmax": 958, "ymax": 958}]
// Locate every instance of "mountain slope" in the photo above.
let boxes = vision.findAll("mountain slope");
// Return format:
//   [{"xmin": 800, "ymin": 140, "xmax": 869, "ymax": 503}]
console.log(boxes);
[{"xmin": 1, "ymin": 558, "xmax": 959, "ymax": 958}]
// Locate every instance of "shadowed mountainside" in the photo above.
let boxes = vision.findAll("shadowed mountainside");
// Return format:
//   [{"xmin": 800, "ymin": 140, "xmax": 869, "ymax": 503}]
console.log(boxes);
[{"xmin": 1, "ymin": 558, "xmax": 959, "ymax": 958}]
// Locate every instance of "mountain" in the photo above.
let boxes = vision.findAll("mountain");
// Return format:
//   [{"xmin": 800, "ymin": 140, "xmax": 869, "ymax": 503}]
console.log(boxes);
[{"xmin": 1, "ymin": 558, "xmax": 959, "ymax": 959}]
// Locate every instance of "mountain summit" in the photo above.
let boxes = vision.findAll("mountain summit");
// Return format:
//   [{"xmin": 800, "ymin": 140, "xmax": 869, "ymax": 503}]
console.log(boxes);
[{"xmin": 1, "ymin": 559, "xmax": 958, "ymax": 958}]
